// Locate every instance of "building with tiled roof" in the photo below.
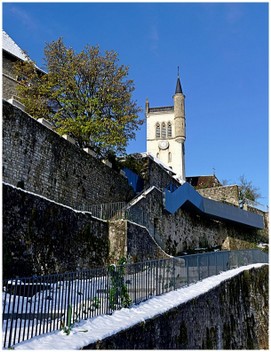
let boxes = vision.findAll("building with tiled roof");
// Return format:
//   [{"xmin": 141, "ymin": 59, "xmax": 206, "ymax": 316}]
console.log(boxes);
[{"xmin": 186, "ymin": 175, "xmax": 222, "ymax": 189}]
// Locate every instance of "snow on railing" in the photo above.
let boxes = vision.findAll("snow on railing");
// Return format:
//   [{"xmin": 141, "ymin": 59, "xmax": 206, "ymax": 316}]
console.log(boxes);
[{"xmin": 2, "ymin": 249, "xmax": 268, "ymax": 349}]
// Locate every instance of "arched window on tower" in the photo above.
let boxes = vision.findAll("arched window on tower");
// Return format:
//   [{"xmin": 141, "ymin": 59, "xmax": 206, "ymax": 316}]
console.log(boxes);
[
  {"xmin": 167, "ymin": 122, "xmax": 172, "ymax": 138},
  {"xmin": 155, "ymin": 123, "xmax": 161, "ymax": 139},
  {"xmin": 168, "ymin": 152, "xmax": 172, "ymax": 163},
  {"xmin": 161, "ymin": 122, "xmax": 166, "ymax": 139}
]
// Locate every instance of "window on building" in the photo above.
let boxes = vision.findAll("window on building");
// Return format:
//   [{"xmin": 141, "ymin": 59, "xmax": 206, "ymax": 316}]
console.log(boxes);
[
  {"xmin": 167, "ymin": 122, "xmax": 172, "ymax": 137},
  {"xmin": 161, "ymin": 122, "xmax": 166, "ymax": 139},
  {"xmin": 156, "ymin": 152, "xmax": 160, "ymax": 158},
  {"xmin": 168, "ymin": 152, "xmax": 172, "ymax": 162},
  {"xmin": 155, "ymin": 123, "xmax": 161, "ymax": 138}
]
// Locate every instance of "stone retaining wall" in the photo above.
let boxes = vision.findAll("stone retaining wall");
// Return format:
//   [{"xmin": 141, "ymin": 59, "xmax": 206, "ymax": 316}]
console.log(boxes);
[
  {"xmin": 83, "ymin": 265, "xmax": 269, "ymax": 349},
  {"xmin": 127, "ymin": 187, "xmax": 260, "ymax": 255},
  {"xmin": 3, "ymin": 184, "xmax": 109, "ymax": 278},
  {"xmin": 3, "ymin": 100, "xmax": 134, "ymax": 210},
  {"xmin": 198, "ymin": 185, "xmax": 239, "ymax": 206}
]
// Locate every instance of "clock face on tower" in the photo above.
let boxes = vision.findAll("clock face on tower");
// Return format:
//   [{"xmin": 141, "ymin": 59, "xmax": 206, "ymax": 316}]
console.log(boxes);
[{"xmin": 158, "ymin": 140, "xmax": 169, "ymax": 150}]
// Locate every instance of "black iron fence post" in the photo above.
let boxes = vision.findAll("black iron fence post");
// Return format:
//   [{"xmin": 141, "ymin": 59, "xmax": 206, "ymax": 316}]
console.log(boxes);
[
  {"xmin": 172, "ymin": 258, "xmax": 176, "ymax": 290},
  {"xmin": 207, "ymin": 254, "xmax": 210, "ymax": 278},
  {"xmin": 8, "ymin": 279, "xmax": 17, "ymax": 347},
  {"xmin": 197, "ymin": 255, "xmax": 200, "ymax": 281},
  {"xmin": 215, "ymin": 252, "xmax": 218, "ymax": 275},
  {"xmin": 186, "ymin": 259, "xmax": 189, "ymax": 286}
]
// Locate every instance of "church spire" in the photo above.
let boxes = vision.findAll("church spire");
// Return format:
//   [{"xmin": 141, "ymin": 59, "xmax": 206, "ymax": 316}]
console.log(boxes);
[{"xmin": 175, "ymin": 66, "xmax": 183, "ymax": 94}]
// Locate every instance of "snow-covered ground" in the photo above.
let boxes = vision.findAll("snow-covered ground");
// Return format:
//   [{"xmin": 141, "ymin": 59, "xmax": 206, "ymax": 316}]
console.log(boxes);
[{"xmin": 12, "ymin": 263, "xmax": 267, "ymax": 350}]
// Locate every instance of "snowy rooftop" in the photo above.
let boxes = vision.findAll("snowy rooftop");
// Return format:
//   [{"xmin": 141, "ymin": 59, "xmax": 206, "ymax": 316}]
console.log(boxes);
[
  {"xmin": 2, "ymin": 30, "xmax": 29, "ymax": 61},
  {"xmin": 2, "ymin": 30, "xmax": 45, "ymax": 73},
  {"xmin": 14, "ymin": 263, "xmax": 267, "ymax": 350}
]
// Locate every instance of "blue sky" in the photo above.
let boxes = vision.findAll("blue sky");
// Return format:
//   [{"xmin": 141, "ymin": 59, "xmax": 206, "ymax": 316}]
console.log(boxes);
[{"xmin": 2, "ymin": 1, "xmax": 268, "ymax": 207}]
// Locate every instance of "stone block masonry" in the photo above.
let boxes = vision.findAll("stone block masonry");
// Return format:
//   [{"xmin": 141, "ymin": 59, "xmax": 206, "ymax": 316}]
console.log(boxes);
[
  {"xmin": 83, "ymin": 265, "xmax": 269, "ymax": 349},
  {"xmin": 2, "ymin": 100, "xmax": 135, "ymax": 210},
  {"xmin": 108, "ymin": 220, "xmax": 169, "ymax": 263},
  {"xmin": 3, "ymin": 100, "xmax": 267, "ymax": 275},
  {"xmin": 2, "ymin": 54, "xmax": 18, "ymax": 101},
  {"xmin": 198, "ymin": 185, "xmax": 240, "ymax": 206},
  {"xmin": 3, "ymin": 184, "xmax": 110, "ymax": 278},
  {"xmin": 126, "ymin": 186, "xmax": 261, "ymax": 254}
]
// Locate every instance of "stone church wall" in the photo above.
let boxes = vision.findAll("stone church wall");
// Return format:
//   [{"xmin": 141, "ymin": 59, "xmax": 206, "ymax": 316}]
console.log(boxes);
[
  {"xmin": 83, "ymin": 265, "xmax": 269, "ymax": 349},
  {"xmin": 3, "ymin": 183, "xmax": 109, "ymax": 279},
  {"xmin": 2, "ymin": 100, "xmax": 134, "ymax": 209}
]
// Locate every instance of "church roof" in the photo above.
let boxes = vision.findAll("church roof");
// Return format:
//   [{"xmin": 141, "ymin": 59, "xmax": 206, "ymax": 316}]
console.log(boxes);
[
  {"xmin": 146, "ymin": 74, "xmax": 184, "ymax": 113},
  {"xmin": 186, "ymin": 175, "xmax": 221, "ymax": 189},
  {"xmin": 175, "ymin": 76, "xmax": 183, "ymax": 94},
  {"xmin": 148, "ymin": 106, "xmax": 174, "ymax": 113}
]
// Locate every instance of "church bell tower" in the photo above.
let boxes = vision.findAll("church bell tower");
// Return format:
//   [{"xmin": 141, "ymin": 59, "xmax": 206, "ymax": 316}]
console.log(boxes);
[{"xmin": 146, "ymin": 71, "xmax": 186, "ymax": 182}]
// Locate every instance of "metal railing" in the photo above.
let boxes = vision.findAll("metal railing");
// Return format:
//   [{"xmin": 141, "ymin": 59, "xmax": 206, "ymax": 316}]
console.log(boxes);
[
  {"xmin": 80, "ymin": 201, "xmax": 165, "ymax": 247},
  {"xmin": 79, "ymin": 202, "xmax": 128, "ymax": 220},
  {"xmin": 2, "ymin": 249, "xmax": 268, "ymax": 348}
]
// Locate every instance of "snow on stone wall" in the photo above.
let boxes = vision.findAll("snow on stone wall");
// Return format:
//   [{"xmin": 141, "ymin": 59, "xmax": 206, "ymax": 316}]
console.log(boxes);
[{"xmin": 82, "ymin": 265, "xmax": 269, "ymax": 350}]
